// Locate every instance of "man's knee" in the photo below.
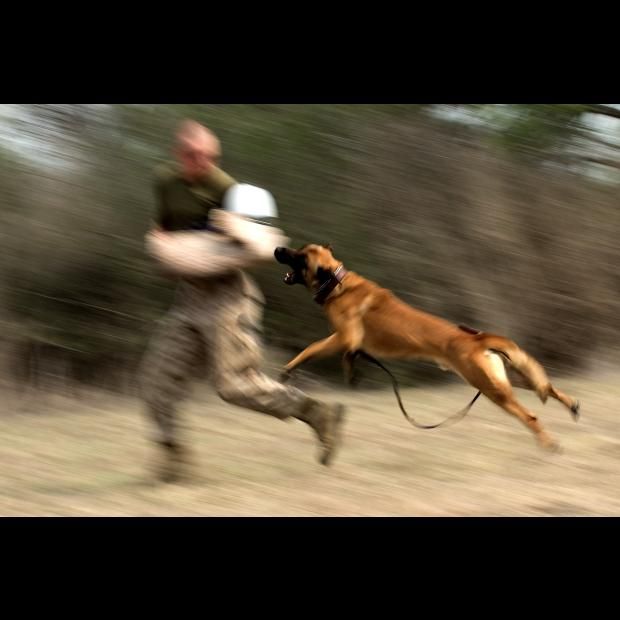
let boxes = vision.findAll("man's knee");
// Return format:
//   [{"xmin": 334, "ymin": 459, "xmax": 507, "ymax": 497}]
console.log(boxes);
[
  {"xmin": 215, "ymin": 374, "xmax": 251, "ymax": 406},
  {"xmin": 214, "ymin": 371, "xmax": 294, "ymax": 420}
]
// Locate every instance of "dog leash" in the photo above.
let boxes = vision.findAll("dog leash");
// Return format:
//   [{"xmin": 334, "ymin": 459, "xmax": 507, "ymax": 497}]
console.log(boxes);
[{"xmin": 356, "ymin": 351, "xmax": 481, "ymax": 430}]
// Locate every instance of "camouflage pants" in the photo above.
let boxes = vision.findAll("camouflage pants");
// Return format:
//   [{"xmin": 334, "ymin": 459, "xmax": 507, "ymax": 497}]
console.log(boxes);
[{"xmin": 139, "ymin": 271, "xmax": 317, "ymax": 447}]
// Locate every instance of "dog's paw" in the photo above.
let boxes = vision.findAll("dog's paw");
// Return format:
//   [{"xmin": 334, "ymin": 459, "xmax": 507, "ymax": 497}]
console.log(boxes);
[
  {"xmin": 279, "ymin": 369, "xmax": 292, "ymax": 384},
  {"xmin": 347, "ymin": 372, "xmax": 363, "ymax": 388},
  {"xmin": 540, "ymin": 436, "xmax": 563, "ymax": 455},
  {"xmin": 570, "ymin": 400, "xmax": 580, "ymax": 422}
]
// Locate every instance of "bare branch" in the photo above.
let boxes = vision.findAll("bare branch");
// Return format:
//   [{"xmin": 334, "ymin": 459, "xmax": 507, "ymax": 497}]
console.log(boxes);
[
  {"xmin": 581, "ymin": 156, "xmax": 620, "ymax": 170},
  {"xmin": 585, "ymin": 104, "xmax": 620, "ymax": 120},
  {"xmin": 582, "ymin": 132, "xmax": 620, "ymax": 151}
]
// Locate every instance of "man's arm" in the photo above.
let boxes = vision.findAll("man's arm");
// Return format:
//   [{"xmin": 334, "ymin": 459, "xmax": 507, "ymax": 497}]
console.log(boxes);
[
  {"xmin": 145, "ymin": 227, "xmax": 286, "ymax": 278},
  {"xmin": 145, "ymin": 165, "xmax": 288, "ymax": 277},
  {"xmin": 209, "ymin": 209, "xmax": 289, "ymax": 261}
]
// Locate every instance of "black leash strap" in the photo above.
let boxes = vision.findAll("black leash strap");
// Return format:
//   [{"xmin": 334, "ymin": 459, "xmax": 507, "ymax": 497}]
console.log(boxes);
[{"xmin": 357, "ymin": 351, "xmax": 481, "ymax": 430}]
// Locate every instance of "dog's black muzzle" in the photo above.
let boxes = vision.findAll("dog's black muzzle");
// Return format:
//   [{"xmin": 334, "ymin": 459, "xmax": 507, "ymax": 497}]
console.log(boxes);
[{"xmin": 274, "ymin": 247, "xmax": 304, "ymax": 285}]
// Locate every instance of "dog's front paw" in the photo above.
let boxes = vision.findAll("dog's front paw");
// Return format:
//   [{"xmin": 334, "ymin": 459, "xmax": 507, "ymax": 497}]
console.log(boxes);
[
  {"xmin": 280, "ymin": 369, "xmax": 293, "ymax": 384},
  {"xmin": 350, "ymin": 374, "xmax": 362, "ymax": 388},
  {"xmin": 570, "ymin": 400, "xmax": 580, "ymax": 422},
  {"xmin": 346, "ymin": 371, "xmax": 362, "ymax": 388}
]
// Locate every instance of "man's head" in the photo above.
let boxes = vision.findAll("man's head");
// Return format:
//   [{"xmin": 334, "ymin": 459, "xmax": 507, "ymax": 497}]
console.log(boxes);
[{"xmin": 174, "ymin": 120, "xmax": 221, "ymax": 182}]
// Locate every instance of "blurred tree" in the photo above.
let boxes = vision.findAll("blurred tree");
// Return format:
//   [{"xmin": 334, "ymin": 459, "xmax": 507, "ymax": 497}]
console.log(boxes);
[
  {"xmin": 459, "ymin": 104, "xmax": 620, "ymax": 172},
  {"xmin": 0, "ymin": 104, "xmax": 618, "ymax": 394}
]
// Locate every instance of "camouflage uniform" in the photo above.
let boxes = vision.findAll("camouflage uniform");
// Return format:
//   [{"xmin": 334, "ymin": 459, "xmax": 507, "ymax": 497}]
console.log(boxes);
[{"xmin": 140, "ymin": 164, "xmax": 343, "ymax": 479}]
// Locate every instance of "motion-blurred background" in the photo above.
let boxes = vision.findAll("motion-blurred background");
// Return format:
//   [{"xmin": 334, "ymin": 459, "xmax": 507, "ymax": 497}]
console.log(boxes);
[
  {"xmin": 1, "ymin": 104, "xmax": 619, "ymax": 516},
  {"xmin": 1, "ymin": 104, "xmax": 618, "ymax": 393}
]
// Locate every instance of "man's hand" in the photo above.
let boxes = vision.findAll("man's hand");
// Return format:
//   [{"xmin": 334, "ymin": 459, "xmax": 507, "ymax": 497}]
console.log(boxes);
[
  {"xmin": 208, "ymin": 209, "xmax": 246, "ymax": 241},
  {"xmin": 209, "ymin": 209, "xmax": 290, "ymax": 260}
]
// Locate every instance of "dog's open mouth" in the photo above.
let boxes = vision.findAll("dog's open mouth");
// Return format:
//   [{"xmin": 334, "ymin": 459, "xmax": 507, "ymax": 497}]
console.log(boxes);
[{"xmin": 275, "ymin": 247, "xmax": 302, "ymax": 285}]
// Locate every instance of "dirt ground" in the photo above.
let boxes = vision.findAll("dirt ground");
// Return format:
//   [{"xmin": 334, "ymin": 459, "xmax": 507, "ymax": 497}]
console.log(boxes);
[{"xmin": 1, "ymin": 366, "xmax": 619, "ymax": 516}]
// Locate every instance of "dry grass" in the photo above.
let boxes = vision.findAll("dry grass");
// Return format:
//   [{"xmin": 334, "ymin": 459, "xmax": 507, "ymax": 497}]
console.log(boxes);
[{"xmin": 1, "ymin": 368, "xmax": 619, "ymax": 516}]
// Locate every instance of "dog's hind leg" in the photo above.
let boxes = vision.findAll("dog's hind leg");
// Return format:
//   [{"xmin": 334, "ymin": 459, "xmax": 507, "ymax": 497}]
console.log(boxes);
[
  {"xmin": 503, "ymin": 362, "xmax": 580, "ymax": 421},
  {"xmin": 548, "ymin": 385, "xmax": 580, "ymax": 421},
  {"xmin": 461, "ymin": 351, "xmax": 561, "ymax": 453},
  {"xmin": 491, "ymin": 392, "xmax": 561, "ymax": 453}
]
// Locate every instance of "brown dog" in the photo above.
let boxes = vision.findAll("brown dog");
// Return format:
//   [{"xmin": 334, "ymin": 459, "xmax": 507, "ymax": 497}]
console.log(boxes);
[{"xmin": 274, "ymin": 243, "xmax": 580, "ymax": 452}]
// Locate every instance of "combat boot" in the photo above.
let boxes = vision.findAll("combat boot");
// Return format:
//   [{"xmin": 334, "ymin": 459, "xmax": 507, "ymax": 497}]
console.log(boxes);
[
  {"xmin": 152, "ymin": 441, "xmax": 195, "ymax": 484},
  {"xmin": 297, "ymin": 401, "xmax": 346, "ymax": 466}
]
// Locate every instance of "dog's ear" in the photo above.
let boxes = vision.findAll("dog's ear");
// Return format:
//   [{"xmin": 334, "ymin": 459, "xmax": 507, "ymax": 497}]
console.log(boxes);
[{"xmin": 322, "ymin": 242, "xmax": 333, "ymax": 252}]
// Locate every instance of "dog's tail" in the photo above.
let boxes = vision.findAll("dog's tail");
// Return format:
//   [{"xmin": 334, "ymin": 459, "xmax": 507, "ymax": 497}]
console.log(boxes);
[{"xmin": 483, "ymin": 335, "xmax": 551, "ymax": 403}]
